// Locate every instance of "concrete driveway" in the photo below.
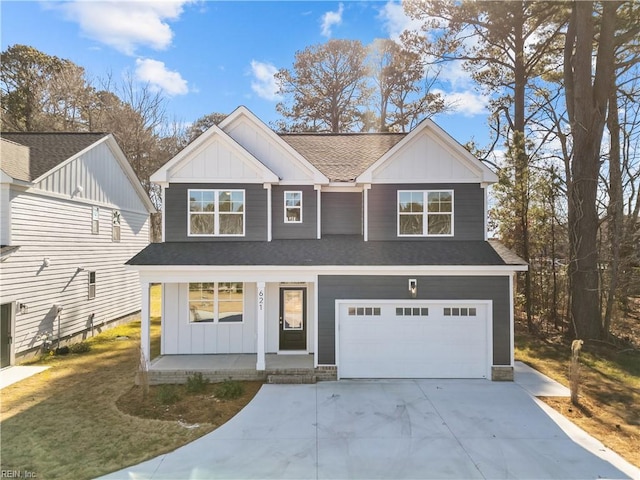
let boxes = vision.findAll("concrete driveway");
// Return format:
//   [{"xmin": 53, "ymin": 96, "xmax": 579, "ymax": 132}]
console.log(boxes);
[{"xmin": 103, "ymin": 376, "xmax": 637, "ymax": 480}]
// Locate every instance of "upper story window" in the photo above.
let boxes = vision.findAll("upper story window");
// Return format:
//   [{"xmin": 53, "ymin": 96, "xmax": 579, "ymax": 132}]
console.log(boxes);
[
  {"xmin": 91, "ymin": 207, "xmax": 100, "ymax": 235},
  {"xmin": 188, "ymin": 189, "xmax": 245, "ymax": 236},
  {"xmin": 284, "ymin": 191, "xmax": 302, "ymax": 223},
  {"xmin": 398, "ymin": 190, "xmax": 454, "ymax": 236},
  {"xmin": 112, "ymin": 210, "xmax": 121, "ymax": 242}
]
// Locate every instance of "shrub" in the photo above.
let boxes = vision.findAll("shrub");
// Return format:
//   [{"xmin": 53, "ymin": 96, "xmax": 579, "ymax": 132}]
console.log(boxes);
[
  {"xmin": 186, "ymin": 372, "xmax": 209, "ymax": 394},
  {"xmin": 155, "ymin": 385, "xmax": 181, "ymax": 405},
  {"xmin": 69, "ymin": 342, "xmax": 91, "ymax": 354},
  {"xmin": 215, "ymin": 379, "xmax": 244, "ymax": 400}
]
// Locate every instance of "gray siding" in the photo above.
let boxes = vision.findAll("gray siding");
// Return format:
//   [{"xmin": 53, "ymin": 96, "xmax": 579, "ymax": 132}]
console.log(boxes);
[
  {"xmin": 367, "ymin": 183, "xmax": 485, "ymax": 241},
  {"xmin": 165, "ymin": 183, "xmax": 267, "ymax": 242},
  {"xmin": 317, "ymin": 275, "xmax": 510, "ymax": 366},
  {"xmin": 322, "ymin": 192, "xmax": 362, "ymax": 235},
  {"xmin": 272, "ymin": 185, "xmax": 317, "ymax": 239}
]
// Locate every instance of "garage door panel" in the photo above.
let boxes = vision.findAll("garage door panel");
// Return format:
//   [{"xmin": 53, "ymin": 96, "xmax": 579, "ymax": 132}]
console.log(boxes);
[{"xmin": 339, "ymin": 303, "xmax": 488, "ymax": 379}]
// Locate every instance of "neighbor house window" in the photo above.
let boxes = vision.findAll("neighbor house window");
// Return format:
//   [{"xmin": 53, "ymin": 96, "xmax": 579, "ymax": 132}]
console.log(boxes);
[
  {"xmin": 189, "ymin": 282, "xmax": 243, "ymax": 323},
  {"xmin": 188, "ymin": 189, "xmax": 244, "ymax": 236},
  {"xmin": 112, "ymin": 210, "xmax": 121, "ymax": 242},
  {"xmin": 284, "ymin": 191, "xmax": 302, "ymax": 223},
  {"xmin": 91, "ymin": 207, "xmax": 100, "ymax": 234},
  {"xmin": 398, "ymin": 190, "xmax": 453, "ymax": 236},
  {"xmin": 88, "ymin": 271, "xmax": 96, "ymax": 299}
]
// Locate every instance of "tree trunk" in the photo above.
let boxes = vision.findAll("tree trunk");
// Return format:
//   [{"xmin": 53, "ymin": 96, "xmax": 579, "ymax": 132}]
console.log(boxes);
[{"xmin": 564, "ymin": 1, "xmax": 619, "ymax": 340}]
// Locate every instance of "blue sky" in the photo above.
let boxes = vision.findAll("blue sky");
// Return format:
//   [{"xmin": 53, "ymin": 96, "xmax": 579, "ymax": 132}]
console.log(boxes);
[{"xmin": 1, "ymin": 1, "xmax": 493, "ymax": 146}]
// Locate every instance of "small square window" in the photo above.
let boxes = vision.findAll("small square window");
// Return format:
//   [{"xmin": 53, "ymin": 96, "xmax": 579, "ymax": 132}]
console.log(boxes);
[
  {"xmin": 412, "ymin": 307, "xmax": 420, "ymax": 315},
  {"xmin": 421, "ymin": 308, "xmax": 429, "ymax": 316},
  {"xmin": 404, "ymin": 307, "xmax": 412, "ymax": 316},
  {"xmin": 469, "ymin": 308, "xmax": 477, "ymax": 316},
  {"xmin": 373, "ymin": 308, "xmax": 381, "ymax": 316},
  {"xmin": 444, "ymin": 308, "xmax": 451, "ymax": 316},
  {"xmin": 461, "ymin": 308, "xmax": 468, "ymax": 316},
  {"xmin": 396, "ymin": 308, "xmax": 403, "ymax": 316},
  {"xmin": 452, "ymin": 308, "xmax": 460, "ymax": 316},
  {"xmin": 365, "ymin": 307, "xmax": 373, "ymax": 316},
  {"xmin": 348, "ymin": 307, "xmax": 356, "ymax": 316},
  {"xmin": 356, "ymin": 307, "xmax": 364, "ymax": 315}
]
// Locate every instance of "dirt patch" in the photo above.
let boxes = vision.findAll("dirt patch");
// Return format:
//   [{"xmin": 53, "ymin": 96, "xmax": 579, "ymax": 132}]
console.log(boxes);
[
  {"xmin": 117, "ymin": 381, "xmax": 263, "ymax": 428},
  {"xmin": 540, "ymin": 396, "xmax": 640, "ymax": 468}
]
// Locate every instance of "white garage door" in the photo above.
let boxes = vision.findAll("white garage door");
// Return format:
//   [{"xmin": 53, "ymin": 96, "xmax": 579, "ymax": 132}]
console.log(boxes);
[{"xmin": 338, "ymin": 301, "xmax": 490, "ymax": 379}]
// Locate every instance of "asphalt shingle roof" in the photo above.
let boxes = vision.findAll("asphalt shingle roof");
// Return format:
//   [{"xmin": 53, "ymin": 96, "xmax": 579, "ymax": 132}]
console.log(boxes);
[
  {"xmin": 0, "ymin": 138, "xmax": 31, "ymax": 182},
  {"xmin": 1, "ymin": 132, "xmax": 108, "ymax": 181},
  {"xmin": 127, "ymin": 236, "xmax": 512, "ymax": 267},
  {"xmin": 280, "ymin": 133, "xmax": 405, "ymax": 182}
]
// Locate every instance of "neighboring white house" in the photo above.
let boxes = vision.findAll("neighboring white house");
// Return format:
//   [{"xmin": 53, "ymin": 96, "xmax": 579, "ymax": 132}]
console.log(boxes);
[{"xmin": 0, "ymin": 133, "xmax": 155, "ymax": 367}]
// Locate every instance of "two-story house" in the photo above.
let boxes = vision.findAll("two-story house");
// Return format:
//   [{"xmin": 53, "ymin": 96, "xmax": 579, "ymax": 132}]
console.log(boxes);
[
  {"xmin": 127, "ymin": 106, "xmax": 526, "ymax": 381},
  {"xmin": 1, "ymin": 133, "xmax": 155, "ymax": 367}
]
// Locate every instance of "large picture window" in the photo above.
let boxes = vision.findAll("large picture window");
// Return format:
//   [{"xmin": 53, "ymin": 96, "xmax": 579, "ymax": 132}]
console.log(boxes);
[
  {"xmin": 284, "ymin": 191, "xmax": 302, "ymax": 223},
  {"xmin": 398, "ymin": 190, "xmax": 453, "ymax": 236},
  {"xmin": 188, "ymin": 189, "xmax": 244, "ymax": 236},
  {"xmin": 189, "ymin": 282, "xmax": 243, "ymax": 323}
]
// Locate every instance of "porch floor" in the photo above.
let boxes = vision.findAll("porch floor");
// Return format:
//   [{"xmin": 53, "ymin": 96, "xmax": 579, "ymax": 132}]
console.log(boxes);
[
  {"xmin": 144, "ymin": 354, "xmax": 334, "ymax": 384},
  {"xmin": 149, "ymin": 353, "xmax": 314, "ymax": 371}
]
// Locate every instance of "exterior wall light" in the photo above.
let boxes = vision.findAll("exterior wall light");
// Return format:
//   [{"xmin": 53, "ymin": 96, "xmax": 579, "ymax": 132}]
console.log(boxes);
[{"xmin": 408, "ymin": 279, "xmax": 417, "ymax": 298}]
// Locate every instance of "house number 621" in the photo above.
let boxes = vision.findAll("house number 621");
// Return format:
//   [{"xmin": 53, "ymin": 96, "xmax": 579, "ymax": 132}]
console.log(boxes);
[{"xmin": 258, "ymin": 289, "xmax": 264, "ymax": 311}]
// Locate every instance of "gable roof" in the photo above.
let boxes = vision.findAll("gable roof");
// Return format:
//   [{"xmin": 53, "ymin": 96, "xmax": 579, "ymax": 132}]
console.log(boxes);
[
  {"xmin": 280, "ymin": 133, "xmax": 405, "ymax": 182},
  {"xmin": 0, "ymin": 138, "xmax": 31, "ymax": 182},
  {"xmin": 356, "ymin": 119, "xmax": 498, "ymax": 184},
  {"xmin": 150, "ymin": 124, "xmax": 280, "ymax": 184},
  {"xmin": 1, "ymin": 132, "xmax": 109, "ymax": 181}
]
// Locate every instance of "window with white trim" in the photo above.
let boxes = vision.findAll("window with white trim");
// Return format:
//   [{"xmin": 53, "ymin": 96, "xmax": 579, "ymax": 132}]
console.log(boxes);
[
  {"xmin": 188, "ymin": 282, "xmax": 243, "ymax": 323},
  {"xmin": 398, "ymin": 190, "xmax": 453, "ymax": 236},
  {"xmin": 188, "ymin": 189, "xmax": 244, "ymax": 236},
  {"xmin": 347, "ymin": 306, "xmax": 381, "ymax": 316},
  {"xmin": 444, "ymin": 307, "xmax": 477, "ymax": 317},
  {"xmin": 88, "ymin": 271, "xmax": 96, "ymax": 299},
  {"xmin": 284, "ymin": 191, "xmax": 302, "ymax": 223},
  {"xmin": 112, "ymin": 210, "xmax": 121, "ymax": 242},
  {"xmin": 91, "ymin": 206, "xmax": 100, "ymax": 235},
  {"xmin": 396, "ymin": 307, "xmax": 429, "ymax": 316}
]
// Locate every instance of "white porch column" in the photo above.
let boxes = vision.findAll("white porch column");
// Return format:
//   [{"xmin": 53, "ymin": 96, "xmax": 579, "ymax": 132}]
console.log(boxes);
[
  {"xmin": 140, "ymin": 281, "xmax": 151, "ymax": 370},
  {"xmin": 256, "ymin": 282, "xmax": 266, "ymax": 370}
]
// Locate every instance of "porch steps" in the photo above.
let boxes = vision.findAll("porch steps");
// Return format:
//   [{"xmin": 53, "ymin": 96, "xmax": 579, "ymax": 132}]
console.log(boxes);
[{"xmin": 267, "ymin": 374, "xmax": 317, "ymax": 384}]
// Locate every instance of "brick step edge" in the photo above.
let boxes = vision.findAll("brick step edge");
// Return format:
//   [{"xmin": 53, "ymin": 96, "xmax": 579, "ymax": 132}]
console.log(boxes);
[{"xmin": 268, "ymin": 374, "xmax": 317, "ymax": 384}]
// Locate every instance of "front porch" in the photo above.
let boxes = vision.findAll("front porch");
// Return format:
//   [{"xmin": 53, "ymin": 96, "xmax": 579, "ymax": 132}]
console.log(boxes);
[{"xmin": 142, "ymin": 354, "xmax": 337, "ymax": 385}]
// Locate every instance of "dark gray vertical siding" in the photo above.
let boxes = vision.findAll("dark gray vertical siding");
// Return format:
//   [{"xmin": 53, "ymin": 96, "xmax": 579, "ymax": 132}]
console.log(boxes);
[
  {"xmin": 321, "ymin": 192, "xmax": 362, "ymax": 235},
  {"xmin": 272, "ymin": 185, "xmax": 317, "ymax": 239},
  {"xmin": 367, "ymin": 184, "xmax": 485, "ymax": 241},
  {"xmin": 317, "ymin": 275, "xmax": 510, "ymax": 366},
  {"xmin": 164, "ymin": 183, "xmax": 267, "ymax": 241}
]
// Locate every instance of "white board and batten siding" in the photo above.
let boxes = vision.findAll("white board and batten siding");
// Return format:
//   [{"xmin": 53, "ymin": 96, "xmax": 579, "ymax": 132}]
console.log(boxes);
[
  {"xmin": 161, "ymin": 283, "xmax": 257, "ymax": 354},
  {"xmin": 1, "ymin": 140, "xmax": 151, "ymax": 356}
]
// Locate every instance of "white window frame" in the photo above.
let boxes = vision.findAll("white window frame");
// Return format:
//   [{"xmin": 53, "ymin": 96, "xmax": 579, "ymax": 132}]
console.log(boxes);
[
  {"xmin": 91, "ymin": 206, "xmax": 99, "ymax": 235},
  {"xmin": 397, "ymin": 190, "xmax": 454, "ymax": 237},
  {"xmin": 188, "ymin": 189, "xmax": 245, "ymax": 237},
  {"xmin": 112, "ymin": 210, "xmax": 121, "ymax": 242},
  {"xmin": 284, "ymin": 190, "xmax": 303, "ymax": 223},
  {"xmin": 88, "ymin": 271, "xmax": 96, "ymax": 300},
  {"xmin": 188, "ymin": 282, "xmax": 244, "ymax": 324}
]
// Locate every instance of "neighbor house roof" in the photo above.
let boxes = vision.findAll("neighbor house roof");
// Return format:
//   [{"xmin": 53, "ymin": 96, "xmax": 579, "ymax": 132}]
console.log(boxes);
[
  {"xmin": 280, "ymin": 133, "xmax": 406, "ymax": 182},
  {"xmin": 1, "ymin": 132, "xmax": 109, "ymax": 181},
  {"xmin": 126, "ymin": 236, "xmax": 525, "ymax": 268},
  {"xmin": 0, "ymin": 138, "xmax": 31, "ymax": 182}
]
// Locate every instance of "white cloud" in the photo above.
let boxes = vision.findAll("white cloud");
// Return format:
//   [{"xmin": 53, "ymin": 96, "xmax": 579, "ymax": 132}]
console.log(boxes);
[
  {"xmin": 378, "ymin": 0, "xmax": 426, "ymax": 41},
  {"xmin": 135, "ymin": 58, "xmax": 189, "ymax": 96},
  {"xmin": 59, "ymin": 1, "xmax": 194, "ymax": 55},
  {"xmin": 434, "ymin": 89, "xmax": 488, "ymax": 117},
  {"xmin": 321, "ymin": 3, "xmax": 344, "ymax": 37},
  {"xmin": 250, "ymin": 60, "xmax": 282, "ymax": 102}
]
